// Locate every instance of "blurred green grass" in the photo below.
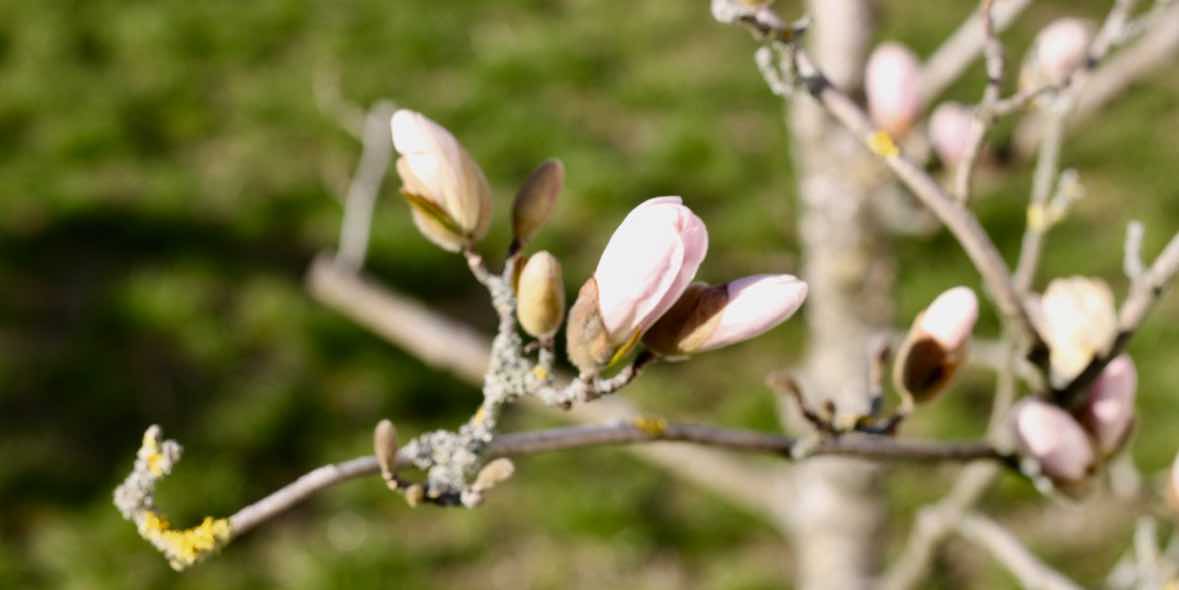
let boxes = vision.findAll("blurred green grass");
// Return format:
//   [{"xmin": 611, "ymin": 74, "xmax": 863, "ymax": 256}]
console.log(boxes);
[{"xmin": 1, "ymin": 1, "xmax": 1177, "ymax": 588}]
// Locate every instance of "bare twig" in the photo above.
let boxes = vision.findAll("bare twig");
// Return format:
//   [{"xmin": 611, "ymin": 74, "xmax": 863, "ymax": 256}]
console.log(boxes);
[
  {"xmin": 952, "ymin": 0, "xmax": 1005, "ymax": 204},
  {"xmin": 956, "ymin": 513, "xmax": 1084, "ymax": 590},
  {"xmin": 1012, "ymin": 110, "xmax": 1065, "ymax": 291},
  {"xmin": 223, "ymin": 422, "xmax": 1005, "ymax": 537},
  {"xmin": 790, "ymin": 48, "xmax": 1039, "ymax": 341},
  {"xmin": 336, "ymin": 102, "xmax": 396, "ymax": 271},
  {"xmin": 1124, "ymin": 221, "xmax": 1146, "ymax": 280},
  {"xmin": 919, "ymin": 0, "xmax": 1034, "ymax": 103}
]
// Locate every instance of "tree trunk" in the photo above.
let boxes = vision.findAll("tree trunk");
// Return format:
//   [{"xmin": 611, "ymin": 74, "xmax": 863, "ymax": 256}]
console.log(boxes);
[{"xmin": 779, "ymin": 2, "xmax": 892, "ymax": 588}]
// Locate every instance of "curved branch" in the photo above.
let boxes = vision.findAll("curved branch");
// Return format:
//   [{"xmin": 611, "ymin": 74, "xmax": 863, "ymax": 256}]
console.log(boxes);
[
  {"xmin": 957, "ymin": 513, "xmax": 1083, "ymax": 590},
  {"xmin": 791, "ymin": 49, "xmax": 1039, "ymax": 341}
]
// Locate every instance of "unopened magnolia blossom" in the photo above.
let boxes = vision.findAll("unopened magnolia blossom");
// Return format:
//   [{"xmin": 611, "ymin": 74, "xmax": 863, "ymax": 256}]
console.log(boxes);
[
  {"xmin": 866, "ymin": 42, "xmax": 922, "ymax": 138},
  {"xmin": 391, "ymin": 109, "xmax": 493, "ymax": 252},
  {"xmin": 928, "ymin": 102, "xmax": 977, "ymax": 166},
  {"xmin": 1020, "ymin": 18, "xmax": 1094, "ymax": 96},
  {"xmin": 1013, "ymin": 399, "xmax": 1096, "ymax": 485},
  {"xmin": 894, "ymin": 286, "xmax": 978, "ymax": 402},
  {"xmin": 566, "ymin": 196, "xmax": 708, "ymax": 373},
  {"xmin": 1074, "ymin": 354, "xmax": 1137, "ymax": 456},
  {"xmin": 516, "ymin": 251, "xmax": 566, "ymax": 340},
  {"xmin": 1040, "ymin": 276, "xmax": 1117, "ymax": 388},
  {"xmin": 643, "ymin": 274, "xmax": 808, "ymax": 358}
]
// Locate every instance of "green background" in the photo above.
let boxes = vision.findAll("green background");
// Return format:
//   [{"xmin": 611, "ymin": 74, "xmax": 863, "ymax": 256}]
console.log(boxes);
[{"xmin": 2, "ymin": 1, "xmax": 1177, "ymax": 588}]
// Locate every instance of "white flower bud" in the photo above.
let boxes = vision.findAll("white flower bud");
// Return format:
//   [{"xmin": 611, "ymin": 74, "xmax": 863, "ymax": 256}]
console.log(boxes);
[{"xmin": 1041, "ymin": 277, "xmax": 1117, "ymax": 388}]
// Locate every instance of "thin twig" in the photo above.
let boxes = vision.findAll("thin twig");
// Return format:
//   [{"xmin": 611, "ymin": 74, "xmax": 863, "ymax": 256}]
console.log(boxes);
[
  {"xmin": 919, "ymin": 0, "xmax": 1034, "ymax": 103},
  {"xmin": 790, "ymin": 48, "xmax": 1040, "ymax": 342},
  {"xmin": 1012, "ymin": 110, "xmax": 1065, "ymax": 291},
  {"xmin": 336, "ymin": 101, "xmax": 396, "ymax": 271},
  {"xmin": 956, "ymin": 513, "xmax": 1084, "ymax": 590},
  {"xmin": 952, "ymin": 0, "xmax": 1005, "ymax": 204},
  {"xmin": 227, "ymin": 422, "xmax": 1007, "ymax": 536}
]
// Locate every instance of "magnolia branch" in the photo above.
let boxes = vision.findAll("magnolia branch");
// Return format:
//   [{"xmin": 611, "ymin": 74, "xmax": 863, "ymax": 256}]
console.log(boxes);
[
  {"xmin": 790, "ymin": 49, "xmax": 1039, "ymax": 340},
  {"xmin": 919, "ymin": 0, "xmax": 1034, "ymax": 103},
  {"xmin": 199, "ymin": 421, "xmax": 1005, "ymax": 538},
  {"xmin": 956, "ymin": 513, "xmax": 1083, "ymax": 590},
  {"xmin": 306, "ymin": 255, "xmax": 785, "ymax": 517},
  {"xmin": 952, "ymin": 0, "xmax": 1006, "ymax": 204}
]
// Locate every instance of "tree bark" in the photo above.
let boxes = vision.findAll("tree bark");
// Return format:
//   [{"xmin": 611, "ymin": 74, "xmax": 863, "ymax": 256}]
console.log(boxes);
[{"xmin": 780, "ymin": 2, "xmax": 890, "ymax": 588}]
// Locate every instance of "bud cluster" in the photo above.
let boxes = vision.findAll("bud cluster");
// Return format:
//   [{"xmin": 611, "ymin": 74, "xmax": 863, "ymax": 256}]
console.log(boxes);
[{"xmin": 390, "ymin": 110, "xmax": 810, "ymax": 381}]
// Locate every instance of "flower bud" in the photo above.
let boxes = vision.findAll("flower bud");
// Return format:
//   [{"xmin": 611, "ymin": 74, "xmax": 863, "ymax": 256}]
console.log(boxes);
[
  {"xmin": 1074, "ymin": 354, "xmax": 1136, "ymax": 456},
  {"xmin": 511, "ymin": 159, "xmax": 564, "ymax": 249},
  {"xmin": 391, "ymin": 109, "xmax": 493, "ymax": 252},
  {"xmin": 1012, "ymin": 399, "xmax": 1096, "ymax": 485},
  {"xmin": 1041, "ymin": 277, "xmax": 1117, "ymax": 389},
  {"xmin": 643, "ymin": 274, "xmax": 807, "ymax": 359},
  {"xmin": 566, "ymin": 196, "xmax": 708, "ymax": 374},
  {"xmin": 515, "ymin": 251, "xmax": 566, "ymax": 340},
  {"xmin": 928, "ymin": 102, "xmax": 976, "ymax": 166},
  {"xmin": 373, "ymin": 419, "xmax": 398, "ymax": 484},
  {"xmin": 893, "ymin": 286, "xmax": 978, "ymax": 402},
  {"xmin": 866, "ymin": 42, "xmax": 922, "ymax": 138},
  {"xmin": 1022, "ymin": 18, "xmax": 1094, "ymax": 91}
]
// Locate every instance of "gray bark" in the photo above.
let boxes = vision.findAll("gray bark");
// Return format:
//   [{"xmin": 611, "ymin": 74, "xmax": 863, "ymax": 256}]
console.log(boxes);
[{"xmin": 780, "ymin": 1, "xmax": 890, "ymax": 588}]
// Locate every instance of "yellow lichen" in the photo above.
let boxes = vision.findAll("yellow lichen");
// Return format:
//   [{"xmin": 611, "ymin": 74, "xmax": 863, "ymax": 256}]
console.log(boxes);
[
  {"xmin": 868, "ymin": 131, "xmax": 900, "ymax": 158},
  {"xmin": 632, "ymin": 416, "xmax": 668, "ymax": 437},
  {"xmin": 138, "ymin": 510, "xmax": 232, "ymax": 571},
  {"xmin": 531, "ymin": 365, "xmax": 550, "ymax": 381}
]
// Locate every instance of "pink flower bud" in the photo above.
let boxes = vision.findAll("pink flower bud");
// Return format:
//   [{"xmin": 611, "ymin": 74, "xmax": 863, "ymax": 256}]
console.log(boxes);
[
  {"xmin": 1012, "ymin": 399, "xmax": 1096, "ymax": 484},
  {"xmin": 928, "ymin": 102, "xmax": 976, "ymax": 166},
  {"xmin": 643, "ymin": 274, "xmax": 807, "ymax": 358},
  {"xmin": 1074, "ymin": 354, "xmax": 1136, "ymax": 456},
  {"xmin": 703, "ymin": 274, "xmax": 807, "ymax": 351},
  {"xmin": 1033, "ymin": 18, "xmax": 1093, "ymax": 86},
  {"xmin": 894, "ymin": 287, "xmax": 979, "ymax": 402},
  {"xmin": 866, "ymin": 43, "xmax": 922, "ymax": 138},
  {"xmin": 391, "ymin": 109, "xmax": 493, "ymax": 252},
  {"xmin": 567, "ymin": 197, "xmax": 708, "ymax": 373},
  {"xmin": 594, "ymin": 196, "xmax": 708, "ymax": 343}
]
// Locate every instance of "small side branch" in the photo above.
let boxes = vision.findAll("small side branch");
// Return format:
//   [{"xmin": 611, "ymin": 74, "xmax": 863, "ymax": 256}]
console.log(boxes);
[
  {"xmin": 956, "ymin": 513, "xmax": 1084, "ymax": 590},
  {"xmin": 919, "ymin": 0, "xmax": 1034, "ymax": 103},
  {"xmin": 952, "ymin": 0, "xmax": 1006, "ymax": 204}
]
